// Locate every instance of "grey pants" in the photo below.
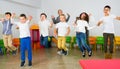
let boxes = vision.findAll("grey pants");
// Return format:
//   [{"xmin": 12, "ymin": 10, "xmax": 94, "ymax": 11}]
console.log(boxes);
[{"xmin": 103, "ymin": 33, "xmax": 114, "ymax": 53}]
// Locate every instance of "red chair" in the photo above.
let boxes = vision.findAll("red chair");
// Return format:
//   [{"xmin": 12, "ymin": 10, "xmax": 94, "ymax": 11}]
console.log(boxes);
[{"xmin": 30, "ymin": 24, "xmax": 40, "ymax": 50}]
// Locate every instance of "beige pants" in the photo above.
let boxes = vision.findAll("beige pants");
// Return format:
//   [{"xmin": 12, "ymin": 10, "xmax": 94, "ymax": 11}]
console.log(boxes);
[{"xmin": 3, "ymin": 35, "xmax": 16, "ymax": 51}]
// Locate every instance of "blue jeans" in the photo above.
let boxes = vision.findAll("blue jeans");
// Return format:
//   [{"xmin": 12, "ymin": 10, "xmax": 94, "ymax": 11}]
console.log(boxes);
[
  {"xmin": 76, "ymin": 32, "xmax": 91, "ymax": 52},
  {"xmin": 20, "ymin": 37, "xmax": 32, "ymax": 62},
  {"xmin": 40, "ymin": 35, "xmax": 48, "ymax": 48}
]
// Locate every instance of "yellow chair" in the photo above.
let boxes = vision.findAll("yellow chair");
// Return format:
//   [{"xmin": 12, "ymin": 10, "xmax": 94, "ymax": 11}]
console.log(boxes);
[{"xmin": 114, "ymin": 36, "xmax": 120, "ymax": 52}]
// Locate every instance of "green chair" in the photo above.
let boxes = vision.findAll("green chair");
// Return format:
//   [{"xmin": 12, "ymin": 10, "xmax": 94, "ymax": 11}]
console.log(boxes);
[
  {"xmin": 96, "ymin": 36, "xmax": 104, "ymax": 51},
  {"xmin": 0, "ymin": 39, "xmax": 6, "ymax": 55},
  {"xmin": 71, "ymin": 36, "xmax": 77, "ymax": 48},
  {"xmin": 66, "ymin": 36, "xmax": 72, "ymax": 48}
]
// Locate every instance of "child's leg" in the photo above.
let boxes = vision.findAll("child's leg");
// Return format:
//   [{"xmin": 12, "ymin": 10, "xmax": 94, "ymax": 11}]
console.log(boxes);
[
  {"xmin": 58, "ymin": 37, "xmax": 62, "ymax": 50},
  {"xmin": 8, "ymin": 35, "xmax": 17, "ymax": 51},
  {"xmin": 3, "ymin": 35, "xmax": 11, "ymax": 51},
  {"xmin": 43, "ymin": 36, "xmax": 48, "ymax": 48},
  {"xmin": 20, "ymin": 38, "xmax": 26, "ymax": 62},
  {"xmin": 61, "ymin": 37, "xmax": 68, "ymax": 51},
  {"xmin": 76, "ymin": 33, "xmax": 84, "ymax": 52},
  {"xmin": 103, "ymin": 33, "xmax": 109, "ymax": 53},
  {"xmin": 26, "ymin": 37, "xmax": 32, "ymax": 62},
  {"xmin": 109, "ymin": 34, "xmax": 114, "ymax": 54},
  {"xmin": 80, "ymin": 33, "xmax": 91, "ymax": 52}
]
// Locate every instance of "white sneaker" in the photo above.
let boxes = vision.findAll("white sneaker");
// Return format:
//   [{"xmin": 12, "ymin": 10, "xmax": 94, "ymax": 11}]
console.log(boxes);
[{"xmin": 57, "ymin": 51, "xmax": 62, "ymax": 55}]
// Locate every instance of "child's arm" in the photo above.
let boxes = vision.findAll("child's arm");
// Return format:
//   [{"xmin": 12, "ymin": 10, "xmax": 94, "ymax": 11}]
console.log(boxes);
[
  {"xmin": 65, "ymin": 27, "xmax": 70, "ymax": 36},
  {"xmin": 97, "ymin": 21, "xmax": 103, "ymax": 26},
  {"xmin": 54, "ymin": 28, "xmax": 58, "ymax": 36},
  {"xmin": 49, "ymin": 22, "xmax": 53, "ymax": 28},
  {"xmin": 115, "ymin": 16, "xmax": 120, "ymax": 20},
  {"xmin": 0, "ymin": 18, "xmax": 5, "ymax": 23}
]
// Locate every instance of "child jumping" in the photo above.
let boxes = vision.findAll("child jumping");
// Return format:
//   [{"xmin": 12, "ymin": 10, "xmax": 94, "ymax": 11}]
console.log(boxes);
[{"xmin": 54, "ymin": 14, "xmax": 70, "ymax": 55}]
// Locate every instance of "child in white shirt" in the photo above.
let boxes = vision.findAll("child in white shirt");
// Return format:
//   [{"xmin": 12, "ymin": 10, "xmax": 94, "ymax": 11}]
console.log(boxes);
[{"xmin": 54, "ymin": 14, "xmax": 70, "ymax": 55}]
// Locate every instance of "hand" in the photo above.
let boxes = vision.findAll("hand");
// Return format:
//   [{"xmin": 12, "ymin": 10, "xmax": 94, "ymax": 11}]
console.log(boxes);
[
  {"xmin": 16, "ymin": 26, "xmax": 19, "ymax": 29},
  {"xmin": 11, "ymin": 13, "xmax": 16, "ymax": 18},
  {"xmin": 1, "ymin": 18, "xmax": 5, "ymax": 22},
  {"xmin": 51, "ymin": 15, "xmax": 55, "ymax": 19},
  {"xmin": 97, "ymin": 21, "xmax": 103, "ymax": 26},
  {"xmin": 28, "ymin": 15, "xmax": 32, "ymax": 21},
  {"xmin": 89, "ymin": 13, "xmax": 92, "ymax": 16}
]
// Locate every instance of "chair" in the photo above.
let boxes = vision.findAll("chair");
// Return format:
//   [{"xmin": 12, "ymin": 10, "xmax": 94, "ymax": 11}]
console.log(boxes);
[
  {"xmin": 66, "ymin": 36, "xmax": 72, "ymax": 48},
  {"xmin": 114, "ymin": 36, "xmax": 120, "ymax": 52},
  {"xmin": 96, "ymin": 36, "xmax": 104, "ymax": 51},
  {"xmin": 89, "ymin": 36, "xmax": 96, "ymax": 51},
  {"xmin": 12, "ymin": 38, "xmax": 20, "ymax": 52},
  {"xmin": 71, "ymin": 36, "xmax": 77, "ymax": 48},
  {"xmin": 30, "ymin": 24, "xmax": 40, "ymax": 50},
  {"xmin": 0, "ymin": 39, "xmax": 6, "ymax": 55}
]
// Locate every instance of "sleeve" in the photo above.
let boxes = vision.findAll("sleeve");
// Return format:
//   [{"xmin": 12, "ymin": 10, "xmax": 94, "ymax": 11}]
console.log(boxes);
[
  {"xmin": 99, "ymin": 17, "xmax": 103, "ymax": 22},
  {"xmin": 66, "ymin": 15, "xmax": 70, "ymax": 22}
]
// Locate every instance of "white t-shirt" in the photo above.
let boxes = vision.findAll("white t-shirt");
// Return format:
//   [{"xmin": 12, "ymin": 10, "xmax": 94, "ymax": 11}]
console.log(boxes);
[
  {"xmin": 38, "ymin": 20, "xmax": 51, "ymax": 37},
  {"xmin": 75, "ymin": 20, "xmax": 95, "ymax": 33},
  {"xmin": 99, "ymin": 14, "xmax": 116, "ymax": 33},
  {"xmin": 56, "ymin": 22, "xmax": 69, "ymax": 36},
  {"xmin": 15, "ymin": 20, "xmax": 30, "ymax": 38}
]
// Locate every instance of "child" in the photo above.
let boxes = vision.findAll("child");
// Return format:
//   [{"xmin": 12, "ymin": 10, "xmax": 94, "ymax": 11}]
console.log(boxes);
[
  {"xmin": 12, "ymin": 14, "xmax": 32, "ymax": 67},
  {"xmin": 54, "ymin": 14, "xmax": 70, "ymax": 55},
  {"xmin": 97, "ymin": 5, "xmax": 120, "ymax": 59},
  {"xmin": 0, "ymin": 12, "xmax": 17, "ymax": 55},
  {"xmin": 74, "ymin": 12, "xmax": 96, "ymax": 57},
  {"xmin": 38, "ymin": 13, "xmax": 53, "ymax": 48}
]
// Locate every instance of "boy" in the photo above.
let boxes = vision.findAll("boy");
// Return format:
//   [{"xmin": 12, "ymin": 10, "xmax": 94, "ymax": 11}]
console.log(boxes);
[
  {"xmin": 97, "ymin": 5, "xmax": 120, "ymax": 59},
  {"xmin": 54, "ymin": 14, "xmax": 70, "ymax": 55},
  {"xmin": 38, "ymin": 13, "xmax": 53, "ymax": 48},
  {"xmin": 0, "ymin": 12, "xmax": 17, "ymax": 55},
  {"xmin": 12, "ymin": 14, "xmax": 32, "ymax": 67}
]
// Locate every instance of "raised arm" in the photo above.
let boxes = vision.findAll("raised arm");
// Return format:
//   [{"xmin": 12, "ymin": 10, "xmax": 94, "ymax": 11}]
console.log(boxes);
[
  {"xmin": 66, "ymin": 26, "xmax": 70, "ymax": 36},
  {"xmin": 66, "ymin": 13, "xmax": 70, "ymax": 22},
  {"xmin": 115, "ymin": 16, "xmax": 120, "ymax": 20}
]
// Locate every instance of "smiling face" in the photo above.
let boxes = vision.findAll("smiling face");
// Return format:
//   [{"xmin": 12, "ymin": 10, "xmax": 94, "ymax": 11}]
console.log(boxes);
[
  {"xmin": 80, "ymin": 13, "xmax": 86, "ymax": 20},
  {"xmin": 19, "ymin": 17, "xmax": 26, "ymax": 23},
  {"xmin": 58, "ymin": 9, "xmax": 63, "ymax": 16},
  {"xmin": 5, "ymin": 14, "xmax": 11, "ymax": 20},
  {"xmin": 104, "ymin": 7, "xmax": 110, "ymax": 15},
  {"xmin": 60, "ymin": 14, "xmax": 66, "ymax": 22},
  {"xmin": 40, "ymin": 15, "xmax": 46, "ymax": 21}
]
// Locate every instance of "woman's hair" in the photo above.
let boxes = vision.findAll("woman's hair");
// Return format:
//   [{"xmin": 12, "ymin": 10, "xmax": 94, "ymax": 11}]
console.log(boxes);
[{"xmin": 79, "ymin": 12, "xmax": 89, "ymax": 23}]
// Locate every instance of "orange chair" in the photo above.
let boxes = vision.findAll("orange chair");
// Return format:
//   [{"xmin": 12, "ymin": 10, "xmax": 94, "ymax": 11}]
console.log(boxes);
[
  {"xmin": 12, "ymin": 38, "xmax": 20, "ymax": 52},
  {"xmin": 89, "ymin": 36, "xmax": 96, "ymax": 51},
  {"xmin": 114, "ymin": 36, "xmax": 120, "ymax": 52}
]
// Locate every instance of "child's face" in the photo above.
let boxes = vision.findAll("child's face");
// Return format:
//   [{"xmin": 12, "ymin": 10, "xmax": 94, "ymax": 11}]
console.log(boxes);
[
  {"xmin": 40, "ymin": 15, "xmax": 46, "ymax": 21},
  {"xmin": 104, "ymin": 8, "xmax": 110, "ymax": 15},
  {"xmin": 5, "ymin": 14, "xmax": 11, "ymax": 20},
  {"xmin": 60, "ymin": 16, "xmax": 66, "ymax": 22},
  {"xmin": 19, "ymin": 17, "xmax": 26, "ymax": 23},
  {"xmin": 58, "ymin": 10, "xmax": 63, "ymax": 15},
  {"xmin": 81, "ymin": 13, "xmax": 86, "ymax": 20}
]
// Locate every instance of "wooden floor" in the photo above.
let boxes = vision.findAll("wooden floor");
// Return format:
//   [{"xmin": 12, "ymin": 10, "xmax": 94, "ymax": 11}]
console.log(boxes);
[{"xmin": 0, "ymin": 47, "xmax": 120, "ymax": 69}]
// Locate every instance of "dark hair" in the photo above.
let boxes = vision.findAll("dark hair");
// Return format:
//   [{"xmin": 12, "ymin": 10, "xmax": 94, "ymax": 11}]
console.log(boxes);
[
  {"xmin": 40, "ymin": 13, "xmax": 47, "ymax": 18},
  {"xmin": 79, "ymin": 12, "xmax": 89, "ymax": 23},
  {"xmin": 5, "ymin": 12, "xmax": 11, "ymax": 16},
  {"xmin": 104, "ymin": 5, "xmax": 111, "ymax": 10},
  {"xmin": 20, "ymin": 14, "xmax": 27, "ymax": 19}
]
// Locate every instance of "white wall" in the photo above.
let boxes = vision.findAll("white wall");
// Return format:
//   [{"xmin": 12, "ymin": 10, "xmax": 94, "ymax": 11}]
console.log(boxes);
[
  {"xmin": 39, "ymin": 0, "xmax": 120, "ymax": 36},
  {"xmin": 0, "ymin": 0, "xmax": 38, "ymax": 38}
]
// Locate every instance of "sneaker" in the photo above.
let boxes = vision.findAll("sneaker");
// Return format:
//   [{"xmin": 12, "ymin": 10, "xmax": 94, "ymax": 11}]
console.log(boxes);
[
  {"xmin": 88, "ymin": 51, "xmax": 92, "ymax": 57},
  {"xmin": 64, "ymin": 50, "xmax": 68, "ymax": 55},
  {"xmin": 82, "ymin": 52, "xmax": 85, "ymax": 57},
  {"xmin": 20, "ymin": 61, "xmax": 25, "ymax": 67},
  {"xmin": 57, "ymin": 50, "xmax": 62, "ymax": 55},
  {"xmin": 12, "ymin": 49, "xmax": 17, "ymax": 55},
  {"xmin": 28, "ymin": 61, "xmax": 32, "ymax": 66}
]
